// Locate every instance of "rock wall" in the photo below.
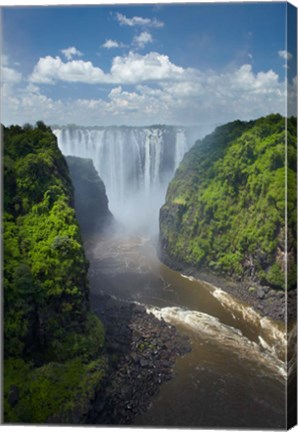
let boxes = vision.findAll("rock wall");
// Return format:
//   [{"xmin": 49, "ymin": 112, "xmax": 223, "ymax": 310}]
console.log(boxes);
[
  {"xmin": 66, "ymin": 156, "xmax": 113, "ymax": 236},
  {"xmin": 159, "ymin": 114, "xmax": 297, "ymax": 296}
]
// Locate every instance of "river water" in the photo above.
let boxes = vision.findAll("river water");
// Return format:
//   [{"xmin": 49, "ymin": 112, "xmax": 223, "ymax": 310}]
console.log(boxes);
[{"xmin": 85, "ymin": 231, "xmax": 287, "ymax": 429}]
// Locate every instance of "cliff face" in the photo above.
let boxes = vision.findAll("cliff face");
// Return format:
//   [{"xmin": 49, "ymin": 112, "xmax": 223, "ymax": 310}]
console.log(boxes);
[
  {"xmin": 160, "ymin": 114, "xmax": 297, "ymax": 292},
  {"xmin": 66, "ymin": 156, "xmax": 113, "ymax": 236},
  {"xmin": 3, "ymin": 122, "xmax": 106, "ymax": 423}
]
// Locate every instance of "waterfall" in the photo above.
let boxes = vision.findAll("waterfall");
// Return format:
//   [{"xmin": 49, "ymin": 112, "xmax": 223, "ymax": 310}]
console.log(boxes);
[{"xmin": 53, "ymin": 126, "xmax": 194, "ymax": 232}]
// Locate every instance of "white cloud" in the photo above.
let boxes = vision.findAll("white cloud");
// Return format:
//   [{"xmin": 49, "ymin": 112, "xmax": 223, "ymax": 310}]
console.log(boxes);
[
  {"xmin": 115, "ymin": 12, "xmax": 164, "ymax": 28},
  {"xmin": 29, "ymin": 52, "xmax": 187, "ymax": 85},
  {"xmin": 278, "ymin": 50, "xmax": 293, "ymax": 61},
  {"xmin": 110, "ymin": 52, "xmax": 186, "ymax": 83},
  {"xmin": 1, "ymin": 65, "xmax": 22, "ymax": 83},
  {"xmin": 1, "ymin": 81, "xmax": 64, "ymax": 126},
  {"xmin": 133, "ymin": 31, "xmax": 153, "ymax": 49},
  {"xmin": 61, "ymin": 46, "xmax": 83, "ymax": 60},
  {"xmin": 101, "ymin": 64, "xmax": 285, "ymax": 126},
  {"xmin": 102, "ymin": 39, "xmax": 121, "ymax": 49},
  {"xmin": 3, "ymin": 52, "xmax": 288, "ymax": 128},
  {"xmin": 278, "ymin": 50, "xmax": 293, "ymax": 70},
  {"xmin": 23, "ymin": 83, "xmax": 40, "ymax": 94},
  {"xmin": 1, "ymin": 54, "xmax": 22, "ymax": 84},
  {"xmin": 29, "ymin": 55, "xmax": 107, "ymax": 84}
]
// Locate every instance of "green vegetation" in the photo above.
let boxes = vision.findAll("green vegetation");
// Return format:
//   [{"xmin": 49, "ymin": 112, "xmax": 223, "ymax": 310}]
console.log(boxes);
[
  {"xmin": 4, "ymin": 356, "xmax": 107, "ymax": 423},
  {"xmin": 3, "ymin": 122, "xmax": 106, "ymax": 423},
  {"xmin": 160, "ymin": 114, "xmax": 297, "ymax": 290}
]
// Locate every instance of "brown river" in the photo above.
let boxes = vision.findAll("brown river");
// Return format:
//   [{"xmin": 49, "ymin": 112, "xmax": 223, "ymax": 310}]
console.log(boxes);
[{"xmin": 85, "ymin": 231, "xmax": 289, "ymax": 429}]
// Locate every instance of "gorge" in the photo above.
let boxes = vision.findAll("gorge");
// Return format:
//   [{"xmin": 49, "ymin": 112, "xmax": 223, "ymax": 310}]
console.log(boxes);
[
  {"xmin": 3, "ymin": 117, "xmax": 296, "ymax": 428},
  {"xmin": 54, "ymin": 116, "xmax": 295, "ymax": 427}
]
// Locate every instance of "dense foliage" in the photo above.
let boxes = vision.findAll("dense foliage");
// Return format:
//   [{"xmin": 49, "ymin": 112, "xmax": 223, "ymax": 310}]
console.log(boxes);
[
  {"xmin": 3, "ymin": 122, "xmax": 106, "ymax": 422},
  {"xmin": 160, "ymin": 114, "xmax": 297, "ymax": 290},
  {"xmin": 4, "ymin": 356, "xmax": 107, "ymax": 423}
]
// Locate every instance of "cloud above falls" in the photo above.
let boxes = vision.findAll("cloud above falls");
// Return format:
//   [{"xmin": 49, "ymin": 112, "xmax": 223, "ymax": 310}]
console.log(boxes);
[
  {"xmin": 3, "ymin": 52, "xmax": 289, "ymax": 127},
  {"xmin": 29, "ymin": 51, "xmax": 187, "ymax": 85}
]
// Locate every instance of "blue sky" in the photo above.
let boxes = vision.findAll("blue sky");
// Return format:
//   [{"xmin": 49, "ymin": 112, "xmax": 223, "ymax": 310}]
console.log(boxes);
[{"xmin": 1, "ymin": 2, "xmax": 296, "ymax": 127}]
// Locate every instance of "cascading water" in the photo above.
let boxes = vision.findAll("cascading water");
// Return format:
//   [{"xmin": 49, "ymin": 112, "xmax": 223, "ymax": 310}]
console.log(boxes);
[{"xmin": 53, "ymin": 126, "xmax": 193, "ymax": 232}]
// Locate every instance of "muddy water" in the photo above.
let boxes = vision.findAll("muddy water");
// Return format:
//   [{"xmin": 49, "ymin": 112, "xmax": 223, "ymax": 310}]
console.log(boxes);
[{"xmin": 86, "ymin": 232, "xmax": 287, "ymax": 429}]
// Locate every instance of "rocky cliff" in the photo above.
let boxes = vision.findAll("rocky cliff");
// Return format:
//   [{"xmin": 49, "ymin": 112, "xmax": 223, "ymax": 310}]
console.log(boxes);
[
  {"xmin": 160, "ymin": 115, "xmax": 297, "ymax": 300},
  {"xmin": 66, "ymin": 156, "xmax": 113, "ymax": 236}
]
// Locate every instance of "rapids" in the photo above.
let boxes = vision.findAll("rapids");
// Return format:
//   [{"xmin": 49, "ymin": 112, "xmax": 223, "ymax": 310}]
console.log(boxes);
[{"xmin": 85, "ymin": 232, "xmax": 287, "ymax": 429}]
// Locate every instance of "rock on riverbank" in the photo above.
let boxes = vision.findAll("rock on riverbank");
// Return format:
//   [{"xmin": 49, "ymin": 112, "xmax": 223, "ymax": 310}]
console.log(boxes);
[
  {"xmin": 159, "ymin": 248, "xmax": 296, "ymax": 323},
  {"xmin": 88, "ymin": 293, "xmax": 191, "ymax": 425}
]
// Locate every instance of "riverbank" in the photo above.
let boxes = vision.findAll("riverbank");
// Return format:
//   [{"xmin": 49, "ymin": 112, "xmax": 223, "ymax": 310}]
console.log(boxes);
[
  {"xmin": 87, "ymin": 292, "xmax": 191, "ymax": 425},
  {"xmin": 159, "ymin": 248, "xmax": 296, "ymax": 323},
  {"xmin": 81, "ymin": 231, "xmax": 288, "ymax": 428}
]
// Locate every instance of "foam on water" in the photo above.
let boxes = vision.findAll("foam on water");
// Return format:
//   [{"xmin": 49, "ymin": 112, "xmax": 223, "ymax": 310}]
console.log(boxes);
[
  {"xmin": 181, "ymin": 274, "xmax": 286, "ymax": 362},
  {"xmin": 146, "ymin": 304, "xmax": 286, "ymax": 380},
  {"xmin": 211, "ymin": 287, "xmax": 286, "ymax": 359}
]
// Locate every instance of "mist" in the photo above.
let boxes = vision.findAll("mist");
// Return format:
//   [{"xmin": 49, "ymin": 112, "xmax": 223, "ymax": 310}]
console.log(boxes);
[{"xmin": 54, "ymin": 125, "xmax": 205, "ymax": 235}]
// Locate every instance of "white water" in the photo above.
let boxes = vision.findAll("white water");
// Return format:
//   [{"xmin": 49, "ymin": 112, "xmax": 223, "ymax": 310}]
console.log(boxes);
[
  {"xmin": 87, "ymin": 232, "xmax": 287, "ymax": 427},
  {"xmin": 54, "ymin": 126, "xmax": 193, "ymax": 232},
  {"xmin": 147, "ymin": 304, "xmax": 286, "ymax": 381},
  {"xmin": 211, "ymin": 287, "xmax": 286, "ymax": 359},
  {"xmin": 179, "ymin": 275, "xmax": 288, "ymax": 377},
  {"xmin": 88, "ymin": 232, "xmax": 287, "ymax": 384},
  {"xmin": 181, "ymin": 274, "xmax": 287, "ymax": 361}
]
